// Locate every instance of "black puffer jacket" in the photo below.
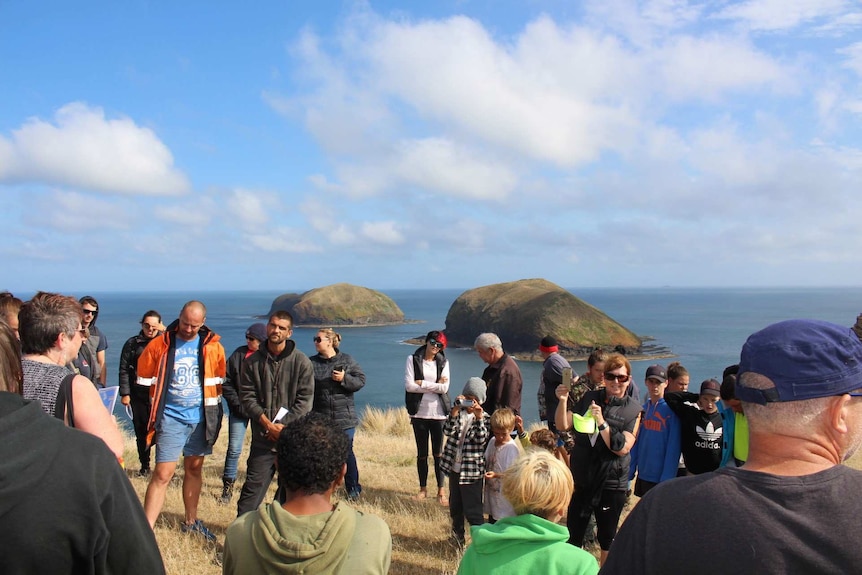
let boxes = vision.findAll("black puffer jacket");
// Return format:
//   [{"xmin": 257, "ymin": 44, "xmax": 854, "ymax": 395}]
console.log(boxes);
[{"xmin": 310, "ymin": 351, "xmax": 366, "ymax": 430}]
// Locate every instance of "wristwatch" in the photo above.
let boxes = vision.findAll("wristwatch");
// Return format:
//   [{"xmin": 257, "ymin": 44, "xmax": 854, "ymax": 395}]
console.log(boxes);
[{"xmin": 598, "ymin": 422, "xmax": 609, "ymax": 431}]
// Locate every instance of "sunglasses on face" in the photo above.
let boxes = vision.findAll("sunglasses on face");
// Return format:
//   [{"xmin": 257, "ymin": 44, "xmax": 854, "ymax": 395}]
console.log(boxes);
[
  {"xmin": 82, "ymin": 309, "xmax": 97, "ymax": 316},
  {"xmin": 313, "ymin": 336, "xmax": 328, "ymax": 343},
  {"xmin": 429, "ymin": 340, "xmax": 443, "ymax": 349},
  {"xmin": 604, "ymin": 372, "xmax": 630, "ymax": 383}
]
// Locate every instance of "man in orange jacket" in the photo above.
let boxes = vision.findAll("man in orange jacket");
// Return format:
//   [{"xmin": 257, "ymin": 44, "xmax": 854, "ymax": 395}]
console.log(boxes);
[{"xmin": 138, "ymin": 300, "xmax": 225, "ymax": 541}]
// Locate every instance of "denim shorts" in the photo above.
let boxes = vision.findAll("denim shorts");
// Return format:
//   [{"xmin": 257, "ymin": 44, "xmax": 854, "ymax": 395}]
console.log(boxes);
[{"xmin": 155, "ymin": 414, "xmax": 212, "ymax": 463}]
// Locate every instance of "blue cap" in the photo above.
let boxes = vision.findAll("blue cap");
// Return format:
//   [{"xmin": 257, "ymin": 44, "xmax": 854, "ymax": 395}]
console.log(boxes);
[
  {"xmin": 736, "ymin": 319, "xmax": 862, "ymax": 405},
  {"xmin": 246, "ymin": 323, "xmax": 267, "ymax": 342}
]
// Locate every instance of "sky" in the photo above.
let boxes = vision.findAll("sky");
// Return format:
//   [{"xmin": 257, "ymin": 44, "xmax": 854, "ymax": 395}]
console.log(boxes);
[{"xmin": 2, "ymin": 0, "xmax": 862, "ymax": 293}]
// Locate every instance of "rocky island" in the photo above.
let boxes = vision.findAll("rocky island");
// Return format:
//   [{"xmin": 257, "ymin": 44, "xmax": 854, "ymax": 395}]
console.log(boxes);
[
  {"xmin": 266, "ymin": 283, "xmax": 407, "ymax": 327},
  {"xmin": 441, "ymin": 278, "xmax": 671, "ymax": 361}
]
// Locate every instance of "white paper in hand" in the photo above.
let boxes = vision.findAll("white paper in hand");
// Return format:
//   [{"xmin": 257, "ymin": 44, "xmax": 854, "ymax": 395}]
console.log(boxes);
[{"xmin": 273, "ymin": 407, "xmax": 289, "ymax": 423}]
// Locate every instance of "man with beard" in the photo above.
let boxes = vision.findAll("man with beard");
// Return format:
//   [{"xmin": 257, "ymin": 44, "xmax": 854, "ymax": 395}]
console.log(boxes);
[
  {"xmin": 603, "ymin": 320, "xmax": 862, "ymax": 574},
  {"xmin": 237, "ymin": 310, "xmax": 314, "ymax": 516}
]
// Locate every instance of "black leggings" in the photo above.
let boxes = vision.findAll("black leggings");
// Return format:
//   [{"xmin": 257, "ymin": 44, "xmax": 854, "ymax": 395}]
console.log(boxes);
[
  {"xmin": 568, "ymin": 489, "xmax": 627, "ymax": 551},
  {"xmin": 411, "ymin": 418, "xmax": 445, "ymax": 489}
]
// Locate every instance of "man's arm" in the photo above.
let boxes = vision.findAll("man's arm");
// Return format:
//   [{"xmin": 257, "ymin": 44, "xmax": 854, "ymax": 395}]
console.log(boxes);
[
  {"xmin": 499, "ymin": 360, "xmax": 523, "ymax": 412},
  {"xmin": 286, "ymin": 355, "xmax": 316, "ymax": 422}
]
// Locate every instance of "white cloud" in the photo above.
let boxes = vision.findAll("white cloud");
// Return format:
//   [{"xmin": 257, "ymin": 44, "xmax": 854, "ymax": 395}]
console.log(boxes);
[
  {"xmin": 714, "ymin": 0, "xmax": 853, "ymax": 32},
  {"xmin": 0, "ymin": 102, "xmax": 190, "ymax": 196},
  {"xmin": 838, "ymin": 41, "xmax": 862, "ymax": 77},
  {"xmin": 226, "ymin": 188, "xmax": 271, "ymax": 229},
  {"xmin": 153, "ymin": 197, "xmax": 214, "ymax": 228},
  {"xmin": 246, "ymin": 228, "xmax": 322, "ymax": 253},
  {"xmin": 652, "ymin": 34, "xmax": 793, "ymax": 101},
  {"xmin": 335, "ymin": 137, "xmax": 518, "ymax": 200},
  {"xmin": 359, "ymin": 221, "xmax": 404, "ymax": 245}
]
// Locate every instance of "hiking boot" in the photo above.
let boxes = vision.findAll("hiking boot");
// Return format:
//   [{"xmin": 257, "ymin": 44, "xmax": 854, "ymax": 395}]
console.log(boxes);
[
  {"xmin": 138, "ymin": 467, "xmax": 151, "ymax": 477},
  {"xmin": 219, "ymin": 478, "xmax": 235, "ymax": 504},
  {"xmin": 181, "ymin": 519, "xmax": 216, "ymax": 543}
]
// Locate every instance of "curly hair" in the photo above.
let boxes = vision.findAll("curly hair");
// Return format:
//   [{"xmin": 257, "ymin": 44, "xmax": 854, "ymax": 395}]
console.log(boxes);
[
  {"xmin": 277, "ymin": 412, "xmax": 349, "ymax": 494},
  {"xmin": 528, "ymin": 428, "xmax": 557, "ymax": 453}
]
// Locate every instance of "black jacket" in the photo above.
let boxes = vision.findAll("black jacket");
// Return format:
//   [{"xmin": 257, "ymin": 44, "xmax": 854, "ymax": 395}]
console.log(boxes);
[
  {"xmin": 0, "ymin": 393, "xmax": 165, "ymax": 573},
  {"xmin": 223, "ymin": 345, "xmax": 252, "ymax": 419},
  {"xmin": 310, "ymin": 351, "xmax": 366, "ymax": 429},
  {"xmin": 118, "ymin": 331, "xmax": 155, "ymax": 397}
]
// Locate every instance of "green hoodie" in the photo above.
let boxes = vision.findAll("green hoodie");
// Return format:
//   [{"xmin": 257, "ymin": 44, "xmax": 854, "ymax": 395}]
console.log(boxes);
[
  {"xmin": 223, "ymin": 501, "xmax": 391, "ymax": 575},
  {"xmin": 457, "ymin": 514, "xmax": 598, "ymax": 575}
]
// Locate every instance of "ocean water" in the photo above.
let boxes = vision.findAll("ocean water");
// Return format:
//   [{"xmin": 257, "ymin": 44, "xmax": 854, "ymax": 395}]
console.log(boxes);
[{"xmin": 84, "ymin": 287, "xmax": 862, "ymax": 426}]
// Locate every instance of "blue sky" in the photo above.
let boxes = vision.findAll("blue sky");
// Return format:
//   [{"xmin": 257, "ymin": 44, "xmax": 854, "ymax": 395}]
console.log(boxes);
[{"xmin": 2, "ymin": 0, "xmax": 861, "ymax": 292}]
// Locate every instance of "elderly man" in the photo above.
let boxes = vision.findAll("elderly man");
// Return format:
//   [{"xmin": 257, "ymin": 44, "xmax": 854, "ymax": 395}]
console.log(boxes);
[
  {"xmin": 602, "ymin": 319, "xmax": 862, "ymax": 574},
  {"xmin": 475, "ymin": 332, "xmax": 523, "ymax": 415}
]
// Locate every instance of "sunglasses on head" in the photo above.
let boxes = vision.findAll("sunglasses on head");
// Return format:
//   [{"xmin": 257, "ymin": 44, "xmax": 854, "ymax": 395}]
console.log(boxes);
[
  {"xmin": 429, "ymin": 340, "xmax": 443, "ymax": 349},
  {"xmin": 604, "ymin": 372, "xmax": 630, "ymax": 383}
]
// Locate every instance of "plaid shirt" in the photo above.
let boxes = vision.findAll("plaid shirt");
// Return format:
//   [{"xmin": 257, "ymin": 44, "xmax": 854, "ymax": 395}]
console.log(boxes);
[{"xmin": 440, "ymin": 411, "xmax": 490, "ymax": 484}]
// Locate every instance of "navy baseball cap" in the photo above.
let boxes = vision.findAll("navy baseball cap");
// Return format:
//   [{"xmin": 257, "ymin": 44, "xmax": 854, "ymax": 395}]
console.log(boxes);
[{"xmin": 736, "ymin": 319, "xmax": 862, "ymax": 405}]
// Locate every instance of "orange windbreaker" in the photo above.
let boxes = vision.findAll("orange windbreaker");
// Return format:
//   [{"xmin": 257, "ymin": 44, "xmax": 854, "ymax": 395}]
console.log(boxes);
[{"xmin": 136, "ymin": 323, "xmax": 225, "ymax": 448}]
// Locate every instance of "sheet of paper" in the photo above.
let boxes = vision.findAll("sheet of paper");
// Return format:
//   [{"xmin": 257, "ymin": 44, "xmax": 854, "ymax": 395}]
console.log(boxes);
[
  {"xmin": 273, "ymin": 406, "xmax": 289, "ymax": 423},
  {"xmin": 99, "ymin": 386, "xmax": 119, "ymax": 414}
]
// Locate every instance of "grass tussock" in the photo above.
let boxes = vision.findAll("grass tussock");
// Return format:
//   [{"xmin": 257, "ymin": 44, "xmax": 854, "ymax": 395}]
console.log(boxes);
[{"xmin": 359, "ymin": 404, "xmax": 412, "ymax": 436}]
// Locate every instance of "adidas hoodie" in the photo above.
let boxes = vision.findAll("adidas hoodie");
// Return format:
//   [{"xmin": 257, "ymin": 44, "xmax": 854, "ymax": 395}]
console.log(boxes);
[{"xmin": 664, "ymin": 391, "xmax": 723, "ymax": 475}]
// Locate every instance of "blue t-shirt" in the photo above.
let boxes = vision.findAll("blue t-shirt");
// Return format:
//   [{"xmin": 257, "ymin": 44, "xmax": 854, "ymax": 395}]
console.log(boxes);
[{"xmin": 163, "ymin": 335, "xmax": 203, "ymax": 423}]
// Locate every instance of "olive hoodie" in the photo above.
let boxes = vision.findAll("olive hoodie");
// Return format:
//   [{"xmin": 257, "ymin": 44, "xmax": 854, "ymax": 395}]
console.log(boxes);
[{"xmin": 223, "ymin": 501, "xmax": 391, "ymax": 575}]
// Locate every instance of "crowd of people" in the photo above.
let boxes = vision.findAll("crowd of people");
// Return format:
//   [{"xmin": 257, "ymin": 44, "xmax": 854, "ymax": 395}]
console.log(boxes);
[{"xmin": 2, "ymin": 289, "xmax": 862, "ymax": 574}]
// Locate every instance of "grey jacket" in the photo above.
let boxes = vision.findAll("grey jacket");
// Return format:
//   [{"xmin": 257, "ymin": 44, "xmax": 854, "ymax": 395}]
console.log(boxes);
[{"xmin": 239, "ymin": 340, "xmax": 315, "ymax": 449}]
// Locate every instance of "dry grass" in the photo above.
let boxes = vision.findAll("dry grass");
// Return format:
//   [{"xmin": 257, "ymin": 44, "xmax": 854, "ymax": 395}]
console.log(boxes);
[
  {"xmin": 127, "ymin": 407, "xmax": 862, "ymax": 574},
  {"xmin": 124, "ymin": 406, "xmax": 465, "ymax": 575}
]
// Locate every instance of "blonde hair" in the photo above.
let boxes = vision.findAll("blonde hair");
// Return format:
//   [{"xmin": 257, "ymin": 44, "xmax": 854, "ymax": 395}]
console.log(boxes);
[
  {"xmin": 502, "ymin": 450, "xmax": 573, "ymax": 520},
  {"xmin": 490, "ymin": 407, "xmax": 516, "ymax": 432},
  {"xmin": 318, "ymin": 328, "xmax": 342, "ymax": 349}
]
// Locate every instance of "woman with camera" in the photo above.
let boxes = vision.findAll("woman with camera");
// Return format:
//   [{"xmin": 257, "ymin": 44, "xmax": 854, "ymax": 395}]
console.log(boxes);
[
  {"xmin": 404, "ymin": 330, "xmax": 451, "ymax": 505},
  {"xmin": 310, "ymin": 328, "xmax": 367, "ymax": 500},
  {"xmin": 555, "ymin": 352, "xmax": 641, "ymax": 568}
]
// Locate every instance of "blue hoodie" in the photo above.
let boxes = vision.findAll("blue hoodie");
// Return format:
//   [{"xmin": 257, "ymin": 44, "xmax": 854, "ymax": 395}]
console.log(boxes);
[{"xmin": 629, "ymin": 397, "xmax": 681, "ymax": 484}]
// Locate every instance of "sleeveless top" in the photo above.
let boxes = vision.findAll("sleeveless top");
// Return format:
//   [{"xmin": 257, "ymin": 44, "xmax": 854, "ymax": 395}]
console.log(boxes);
[{"xmin": 22, "ymin": 359, "xmax": 71, "ymax": 417}]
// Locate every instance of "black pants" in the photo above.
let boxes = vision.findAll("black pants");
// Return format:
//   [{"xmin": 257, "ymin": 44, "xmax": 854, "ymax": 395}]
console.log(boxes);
[
  {"xmin": 568, "ymin": 489, "xmax": 626, "ymax": 551},
  {"xmin": 236, "ymin": 442, "xmax": 277, "ymax": 516},
  {"xmin": 129, "ymin": 388, "xmax": 151, "ymax": 470},
  {"xmin": 411, "ymin": 418, "xmax": 445, "ymax": 489},
  {"xmin": 448, "ymin": 472, "xmax": 484, "ymax": 539}
]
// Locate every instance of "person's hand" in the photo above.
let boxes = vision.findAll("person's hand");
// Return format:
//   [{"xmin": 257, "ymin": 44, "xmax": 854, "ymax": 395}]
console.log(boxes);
[
  {"xmin": 555, "ymin": 384, "xmax": 569, "ymax": 400},
  {"xmin": 469, "ymin": 402, "xmax": 483, "ymax": 418},
  {"xmin": 120, "ymin": 395, "xmax": 131, "ymax": 406},
  {"xmin": 267, "ymin": 422, "xmax": 285, "ymax": 442},
  {"xmin": 415, "ymin": 379, "xmax": 423, "ymax": 387},
  {"xmin": 332, "ymin": 368, "xmax": 345, "ymax": 383},
  {"xmin": 484, "ymin": 471, "xmax": 497, "ymax": 479},
  {"xmin": 590, "ymin": 401, "xmax": 605, "ymax": 426},
  {"xmin": 515, "ymin": 415, "xmax": 524, "ymax": 434},
  {"xmin": 439, "ymin": 375, "xmax": 448, "ymax": 383}
]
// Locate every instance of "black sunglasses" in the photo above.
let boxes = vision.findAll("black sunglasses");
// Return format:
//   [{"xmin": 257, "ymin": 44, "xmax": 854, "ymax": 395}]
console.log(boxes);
[
  {"xmin": 429, "ymin": 340, "xmax": 443, "ymax": 349},
  {"xmin": 604, "ymin": 372, "xmax": 630, "ymax": 383},
  {"xmin": 313, "ymin": 336, "xmax": 328, "ymax": 343}
]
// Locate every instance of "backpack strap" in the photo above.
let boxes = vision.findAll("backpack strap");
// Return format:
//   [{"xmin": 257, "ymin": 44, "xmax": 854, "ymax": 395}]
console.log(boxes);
[{"xmin": 55, "ymin": 373, "xmax": 76, "ymax": 428}]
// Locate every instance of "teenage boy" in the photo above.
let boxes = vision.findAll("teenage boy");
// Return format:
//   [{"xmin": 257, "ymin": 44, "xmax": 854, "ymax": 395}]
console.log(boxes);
[{"xmin": 629, "ymin": 365, "xmax": 681, "ymax": 496}]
